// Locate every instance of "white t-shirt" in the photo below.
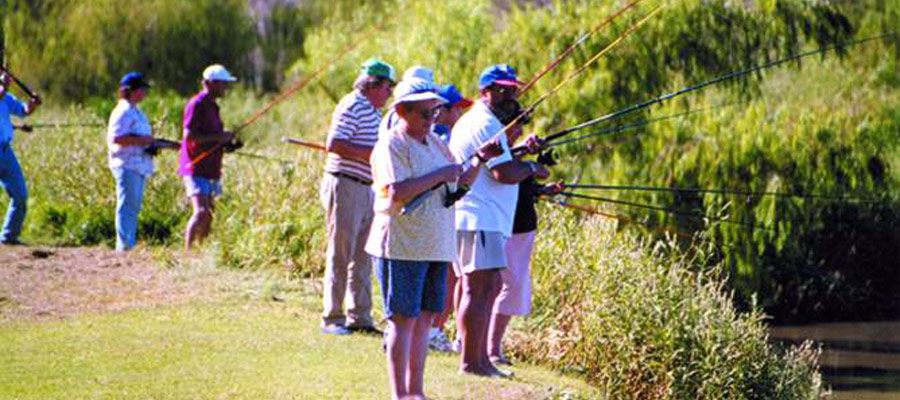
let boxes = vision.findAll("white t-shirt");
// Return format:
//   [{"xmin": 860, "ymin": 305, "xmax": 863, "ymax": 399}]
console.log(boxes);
[
  {"xmin": 448, "ymin": 100, "xmax": 518, "ymax": 237},
  {"xmin": 107, "ymin": 99, "xmax": 154, "ymax": 176}
]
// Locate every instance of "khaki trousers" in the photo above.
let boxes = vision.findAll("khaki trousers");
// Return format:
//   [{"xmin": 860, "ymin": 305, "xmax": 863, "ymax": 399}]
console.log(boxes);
[{"xmin": 320, "ymin": 173, "xmax": 375, "ymax": 327}]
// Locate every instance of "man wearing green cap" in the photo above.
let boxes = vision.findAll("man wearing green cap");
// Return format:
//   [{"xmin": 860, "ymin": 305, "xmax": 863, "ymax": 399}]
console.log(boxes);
[{"xmin": 319, "ymin": 59, "xmax": 395, "ymax": 336}]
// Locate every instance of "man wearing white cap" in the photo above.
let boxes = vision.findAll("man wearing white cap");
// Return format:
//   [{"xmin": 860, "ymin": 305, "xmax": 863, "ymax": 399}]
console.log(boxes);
[
  {"xmin": 366, "ymin": 78, "xmax": 498, "ymax": 400},
  {"xmin": 178, "ymin": 64, "xmax": 238, "ymax": 250},
  {"xmin": 320, "ymin": 59, "xmax": 395, "ymax": 336}
]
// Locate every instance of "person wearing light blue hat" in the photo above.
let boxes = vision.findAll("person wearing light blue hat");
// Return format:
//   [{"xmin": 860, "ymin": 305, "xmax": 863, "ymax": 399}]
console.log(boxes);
[
  {"xmin": 0, "ymin": 71, "xmax": 41, "ymax": 245},
  {"xmin": 366, "ymin": 77, "xmax": 500, "ymax": 399},
  {"xmin": 106, "ymin": 72, "xmax": 178, "ymax": 251}
]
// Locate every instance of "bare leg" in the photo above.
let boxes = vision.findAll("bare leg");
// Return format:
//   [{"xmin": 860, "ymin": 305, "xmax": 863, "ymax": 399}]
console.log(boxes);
[
  {"xmin": 432, "ymin": 269, "xmax": 458, "ymax": 329},
  {"xmin": 407, "ymin": 311, "xmax": 436, "ymax": 397},
  {"xmin": 185, "ymin": 194, "xmax": 212, "ymax": 251},
  {"xmin": 488, "ymin": 313, "xmax": 512, "ymax": 360},
  {"xmin": 386, "ymin": 314, "xmax": 416, "ymax": 400},
  {"xmin": 457, "ymin": 269, "xmax": 503, "ymax": 376}
]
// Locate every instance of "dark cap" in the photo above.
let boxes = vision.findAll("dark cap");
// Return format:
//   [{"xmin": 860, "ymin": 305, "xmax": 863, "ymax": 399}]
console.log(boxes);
[{"xmin": 119, "ymin": 72, "xmax": 151, "ymax": 90}]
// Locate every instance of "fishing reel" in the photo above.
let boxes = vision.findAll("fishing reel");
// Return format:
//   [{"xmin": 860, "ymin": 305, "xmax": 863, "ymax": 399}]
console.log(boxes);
[
  {"xmin": 144, "ymin": 138, "xmax": 180, "ymax": 157},
  {"xmin": 536, "ymin": 148, "xmax": 557, "ymax": 167},
  {"xmin": 223, "ymin": 139, "xmax": 244, "ymax": 153},
  {"xmin": 444, "ymin": 184, "xmax": 470, "ymax": 208}
]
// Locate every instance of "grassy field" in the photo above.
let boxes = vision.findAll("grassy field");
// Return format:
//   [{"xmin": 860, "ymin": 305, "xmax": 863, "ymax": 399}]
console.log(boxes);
[{"xmin": 0, "ymin": 246, "xmax": 600, "ymax": 400}]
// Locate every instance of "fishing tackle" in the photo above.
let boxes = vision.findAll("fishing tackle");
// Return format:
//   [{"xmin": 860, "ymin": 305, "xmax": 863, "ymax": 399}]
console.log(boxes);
[{"xmin": 530, "ymin": 33, "xmax": 895, "ymax": 147}]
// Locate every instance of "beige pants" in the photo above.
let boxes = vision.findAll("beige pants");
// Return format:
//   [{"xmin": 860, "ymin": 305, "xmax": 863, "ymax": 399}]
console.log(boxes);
[{"xmin": 320, "ymin": 173, "xmax": 375, "ymax": 327}]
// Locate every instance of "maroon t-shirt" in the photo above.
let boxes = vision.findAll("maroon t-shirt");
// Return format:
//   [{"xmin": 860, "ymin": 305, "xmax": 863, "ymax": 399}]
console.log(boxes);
[{"xmin": 178, "ymin": 90, "xmax": 225, "ymax": 179}]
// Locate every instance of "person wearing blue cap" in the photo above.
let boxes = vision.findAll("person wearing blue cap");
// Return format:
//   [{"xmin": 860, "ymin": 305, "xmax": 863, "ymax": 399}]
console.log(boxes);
[
  {"xmin": 366, "ymin": 78, "xmax": 499, "ymax": 400},
  {"xmin": 320, "ymin": 59, "xmax": 396, "ymax": 336},
  {"xmin": 0, "ymin": 72, "xmax": 41, "ymax": 245},
  {"xmin": 447, "ymin": 64, "xmax": 548, "ymax": 377},
  {"xmin": 106, "ymin": 72, "xmax": 179, "ymax": 251}
]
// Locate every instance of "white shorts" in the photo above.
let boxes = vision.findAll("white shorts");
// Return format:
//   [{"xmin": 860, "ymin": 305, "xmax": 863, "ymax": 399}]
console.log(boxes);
[{"xmin": 454, "ymin": 230, "xmax": 507, "ymax": 276}]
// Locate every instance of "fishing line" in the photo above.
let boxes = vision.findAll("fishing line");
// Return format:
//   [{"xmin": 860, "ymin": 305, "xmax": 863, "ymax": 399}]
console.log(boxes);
[{"xmin": 560, "ymin": 191, "xmax": 774, "ymax": 231}]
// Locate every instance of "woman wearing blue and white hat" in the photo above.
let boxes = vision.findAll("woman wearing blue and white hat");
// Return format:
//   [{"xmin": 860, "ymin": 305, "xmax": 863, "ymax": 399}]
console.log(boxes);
[
  {"xmin": 106, "ymin": 72, "xmax": 178, "ymax": 251},
  {"xmin": 365, "ymin": 78, "xmax": 500, "ymax": 399}
]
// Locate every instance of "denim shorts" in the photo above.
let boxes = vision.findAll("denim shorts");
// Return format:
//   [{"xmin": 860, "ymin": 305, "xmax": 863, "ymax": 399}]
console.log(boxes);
[
  {"xmin": 373, "ymin": 257, "xmax": 448, "ymax": 319},
  {"xmin": 183, "ymin": 176, "xmax": 222, "ymax": 197}
]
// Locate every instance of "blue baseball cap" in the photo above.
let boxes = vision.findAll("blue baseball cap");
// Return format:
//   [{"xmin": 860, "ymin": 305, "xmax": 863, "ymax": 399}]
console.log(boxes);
[
  {"xmin": 119, "ymin": 72, "xmax": 151, "ymax": 90},
  {"xmin": 478, "ymin": 64, "xmax": 519, "ymax": 90},
  {"xmin": 437, "ymin": 84, "xmax": 474, "ymax": 108}
]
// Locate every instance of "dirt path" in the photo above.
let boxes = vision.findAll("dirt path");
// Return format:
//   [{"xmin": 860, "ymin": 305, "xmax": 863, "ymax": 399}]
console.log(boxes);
[{"xmin": 0, "ymin": 246, "xmax": 212, "ymax": 322}]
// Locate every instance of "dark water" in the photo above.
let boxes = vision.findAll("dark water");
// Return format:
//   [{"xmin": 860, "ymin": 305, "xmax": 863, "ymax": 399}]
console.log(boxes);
[{"xmin": 770, "ymin": 321, "xmax": 900, "ymax": 399}]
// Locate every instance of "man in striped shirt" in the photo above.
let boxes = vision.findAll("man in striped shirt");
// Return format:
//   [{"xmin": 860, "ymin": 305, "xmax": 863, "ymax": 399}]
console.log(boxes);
[{"xmin": 319, "ymin": 59, "xmax": 396, "ymax": 336}]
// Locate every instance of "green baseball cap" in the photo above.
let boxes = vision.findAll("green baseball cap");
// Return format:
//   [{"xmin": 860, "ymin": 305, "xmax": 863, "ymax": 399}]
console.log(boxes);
[{"xmin": 360, "ymin": 59, "xmax": 396, "ymax": 83}]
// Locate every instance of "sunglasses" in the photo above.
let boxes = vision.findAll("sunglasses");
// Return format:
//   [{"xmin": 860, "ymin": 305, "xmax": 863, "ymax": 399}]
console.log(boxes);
[{"xmin": 491, "ymin": 85, "xmax": 518, "ymax": 96}]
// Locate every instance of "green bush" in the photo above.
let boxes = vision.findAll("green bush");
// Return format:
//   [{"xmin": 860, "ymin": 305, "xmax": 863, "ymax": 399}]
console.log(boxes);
[{"xmin": 514, "ymin": 209, "xmax": 823, "ymax": 399}]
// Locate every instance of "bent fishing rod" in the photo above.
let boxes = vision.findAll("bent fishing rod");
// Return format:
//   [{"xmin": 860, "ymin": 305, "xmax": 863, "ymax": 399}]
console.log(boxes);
[
  {"xmin": 563, "ymin": 183, "xmax": 878, "ymax": 202},
  {"xmin": 402, "ymin": 3, "xmax": 666, "ymax": 214},
  {"xmin": 185, "ymin": 24, "xmax": 380, "ymax": 170},
  {"xmin": 515, "ymin": 32, "xmax": 895, "ymax": 152},
  {"xmin": 14, "ymin": 122, "xmax": 105, "ymax": 132},
  {"xmin": 560, "ymin": 191, "xmax": 775, "ymax": 232}
]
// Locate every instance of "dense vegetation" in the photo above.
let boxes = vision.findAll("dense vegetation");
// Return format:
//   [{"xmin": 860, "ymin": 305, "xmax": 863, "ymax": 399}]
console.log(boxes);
[{"xmin": 2, "ymin": 0, "xmax": 899, "ymax": 397}]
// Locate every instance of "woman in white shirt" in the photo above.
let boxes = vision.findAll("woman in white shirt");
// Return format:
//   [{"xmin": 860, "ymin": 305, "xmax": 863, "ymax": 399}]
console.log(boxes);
[{"xmin": 106, "ymin": 72, "xmax": 178, "ymax": 251}]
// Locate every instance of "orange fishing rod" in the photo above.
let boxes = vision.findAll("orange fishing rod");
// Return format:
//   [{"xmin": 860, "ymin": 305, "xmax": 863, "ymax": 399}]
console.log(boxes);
[
  {"xmin": 518, "ymin": 0, "xmax": 646, "ymax": 95},
  {"xmin": 185, "ymin": 24, "xmax": 380, "ymax": 169},
  {"xmin": 280, "ymin": 136, "xmax": 326, "ymax": 152}
]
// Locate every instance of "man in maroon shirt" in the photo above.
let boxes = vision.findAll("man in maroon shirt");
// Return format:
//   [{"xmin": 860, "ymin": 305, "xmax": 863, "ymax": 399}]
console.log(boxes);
[{"xmin": 178, "ymin": 64, "xmax": 237, "ymax": 250}]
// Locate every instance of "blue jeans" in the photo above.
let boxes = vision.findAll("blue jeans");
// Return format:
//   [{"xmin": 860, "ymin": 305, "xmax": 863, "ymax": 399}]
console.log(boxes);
[
  {"xmin": 0, "ymin": 143, "xmax": 27, "ymax": 242},
  {"xmin": 112, "ymin": 168, "xmax": 146, "ymax": 251}
]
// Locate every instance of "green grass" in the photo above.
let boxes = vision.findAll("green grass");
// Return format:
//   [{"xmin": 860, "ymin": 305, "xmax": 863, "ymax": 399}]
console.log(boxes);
[{"xmin": 0, "ymin": 270, "xmax": 599, "ymax": 400}]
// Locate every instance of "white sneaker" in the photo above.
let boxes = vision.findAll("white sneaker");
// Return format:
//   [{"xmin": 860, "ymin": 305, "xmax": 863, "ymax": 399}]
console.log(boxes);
[{"xmin": 428, "ymin": 331, "xmax": 456, "ymax": 353}]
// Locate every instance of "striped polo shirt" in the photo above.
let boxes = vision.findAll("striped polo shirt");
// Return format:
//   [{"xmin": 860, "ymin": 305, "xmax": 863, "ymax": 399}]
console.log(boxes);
[{"xmin": 324, "ymin": 90, "xmax": 381, "ymax": 182}]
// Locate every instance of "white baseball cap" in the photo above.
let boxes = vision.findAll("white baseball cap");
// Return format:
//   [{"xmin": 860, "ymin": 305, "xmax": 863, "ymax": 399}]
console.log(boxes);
[
  {"xmin": 402, "ymin": 66, "xmax": 434, "ymax": 84},
  {"xmin": 202, "ymin": 64, "xmax": 237, "ymax": 82},
  {"xmin": 391, "ymin": 78, "xmax": 447, "ymax": 108}
]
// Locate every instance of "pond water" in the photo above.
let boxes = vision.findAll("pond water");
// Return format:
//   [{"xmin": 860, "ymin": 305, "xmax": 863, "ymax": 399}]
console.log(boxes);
[{"xmin": 770, "ymin": 321, "xmax": 900, "ymax": 400}]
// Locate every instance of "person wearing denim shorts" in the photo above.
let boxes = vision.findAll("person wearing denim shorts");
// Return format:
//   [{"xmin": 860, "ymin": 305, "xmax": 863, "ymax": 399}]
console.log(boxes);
[
  {"xmin": 106, "ymin": 72, "xmax": 179, "ymax": 252},
  {"xmin": 0, "ymin": 72, "xmax": 41, "ymax": 245},
  {"xmin": 365, "ymin": 78, "xmax": 498, "ymax": 400},
  {"xmin": 178, "ymin": 65, "xmax": 238, "ymax": 250}
]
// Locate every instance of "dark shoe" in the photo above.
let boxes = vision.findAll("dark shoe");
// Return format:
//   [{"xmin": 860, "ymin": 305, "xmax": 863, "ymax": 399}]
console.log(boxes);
[
  {"xmin": 347, "ymin": 325, "xmax": 383, "ymax": 336},
  {"xmin": 0, "ymin": 238, "xmax": 25, "ymax": 246},
  {"xmin": 321, "ymin": 324, "xmax": 352, "ymax": 336}
]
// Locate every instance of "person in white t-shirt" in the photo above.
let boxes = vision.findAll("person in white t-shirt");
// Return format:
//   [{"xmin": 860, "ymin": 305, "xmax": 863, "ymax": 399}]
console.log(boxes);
[
  {"xmin": 448, "ymin": 64, "xmax": 548, "ymax": 377},
  {"xmin": 106, "ymin": 72, "xmax": 178, "ymax": 251}
]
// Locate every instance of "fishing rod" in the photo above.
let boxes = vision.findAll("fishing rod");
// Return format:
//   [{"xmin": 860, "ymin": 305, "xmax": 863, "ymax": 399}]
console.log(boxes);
[
  {"xmin": 547, "ymin": 198, "xmax": 695, "ymax": 239},
  {"xmin": 517, "ymin": 0, "xmax": 646, "ymax": 94},
  {"xmin": 563, "ymin": 183, "xmax": 878, "ymax": 202},
  {"xmin": 402, "ymin": 4, "xmax": 666, "ymax": 214},
  {"xmin": 231, "ymin": 150, "xmax": 293, "ymax": 164},
  {"xmin": 280, "ymin": 136, "xmax": 326, "ymax": 152},
  {"xmin": 523, "ymin": 32, "xmax": 895, "ymax": 150},
  {"xmin": 560, "ymin": 191, "xmax": 774, "ymax": 231},
  {"xmin": 185, "ymin": 24, "xmax": 380, "ymax": 170},
  {"xmin": 14, "ymin": 122, "xmax": 105, "ymax": 132},
  {"xmin": 0, "ymin": 64, "xmax": 39, "ymax": 100},
  {"xmin": 542, "ymin": 102, "xmax": 743, "ymax": 150}
]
